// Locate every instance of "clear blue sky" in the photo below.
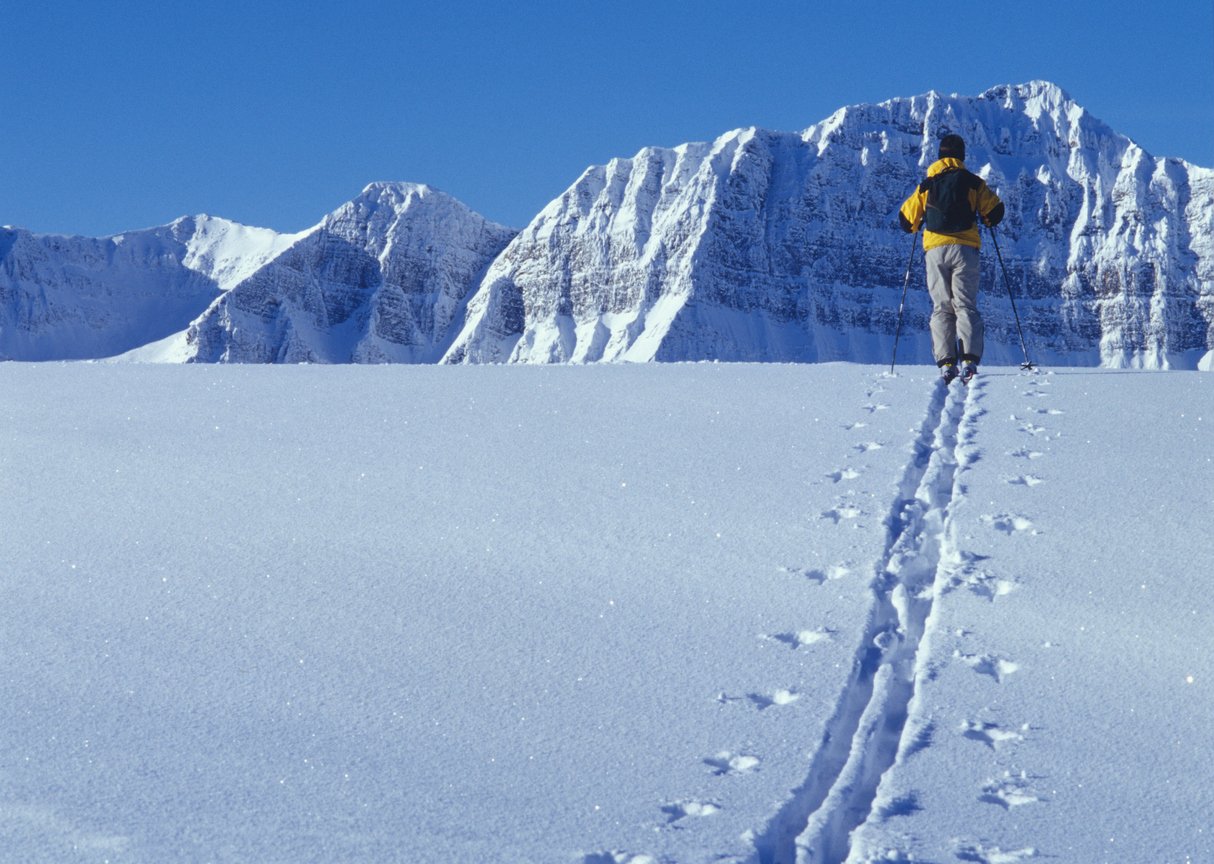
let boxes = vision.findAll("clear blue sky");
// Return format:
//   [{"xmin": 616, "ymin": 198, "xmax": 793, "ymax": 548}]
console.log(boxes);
[{"xmin": 3, "ymin": 1, "xmax": 1211, "ymax": 237}]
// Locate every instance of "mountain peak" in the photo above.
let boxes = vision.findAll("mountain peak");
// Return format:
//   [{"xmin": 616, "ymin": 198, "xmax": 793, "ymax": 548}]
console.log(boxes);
[
  {"xmin": 356, "ymin": 181, "xmax": 440, "ymax": 207},
  {"xmin": 980, "ymin": 80, "xmax": 1072, "ymax": 104},
  {"xmin": 341, "ymin": 181, "xmax": 507, "ymax": 227},
  {"xmin": 976, "ymin": 80, "xmax": 1077, "ymax": 114}
]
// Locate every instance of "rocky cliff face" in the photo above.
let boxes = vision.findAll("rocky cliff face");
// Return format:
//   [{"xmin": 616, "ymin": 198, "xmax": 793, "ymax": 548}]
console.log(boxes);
[
  {"xmin": 184, "ymin": 183, "xmax": 516, "ymax": 363},
  {"xmin": 444, "ymin": 81, "xmax": 1213, "ymax": 369}
]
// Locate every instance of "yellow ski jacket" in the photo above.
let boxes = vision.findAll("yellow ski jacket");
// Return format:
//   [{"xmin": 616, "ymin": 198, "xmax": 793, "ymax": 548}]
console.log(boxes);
[{"xmin": 899, "ymin": 158, "xmax": 1004, "ymax": 250}]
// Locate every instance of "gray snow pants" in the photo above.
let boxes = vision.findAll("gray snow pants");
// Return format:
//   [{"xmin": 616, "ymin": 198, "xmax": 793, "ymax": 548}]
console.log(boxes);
[{"xmin": 925, "ymin": 243, "xmax": 983, "ymax": 365}]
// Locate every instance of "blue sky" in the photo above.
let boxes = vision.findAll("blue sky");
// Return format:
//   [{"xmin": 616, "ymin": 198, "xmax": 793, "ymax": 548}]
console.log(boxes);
[{"xmin": 3, "ymin": 1, "xmax": 1211, "ymax": 236}]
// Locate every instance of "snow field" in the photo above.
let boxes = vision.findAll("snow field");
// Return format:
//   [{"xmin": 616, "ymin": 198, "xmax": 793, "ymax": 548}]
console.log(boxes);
[
  {"xmin": 1, "ymin": 364, "xmax": 1210, "ymax": 864},
  {"xmin": 0, "ymin": 363, "xmax": 922, "ymax": 863},
  {"xmin": 841, "ymin": 371, "xmax": 1214, "ymax": 864}
]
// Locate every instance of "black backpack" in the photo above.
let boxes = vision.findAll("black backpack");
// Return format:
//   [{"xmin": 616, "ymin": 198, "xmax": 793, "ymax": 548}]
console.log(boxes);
[{"xmin": 921, "ymin": 169, "xmax": 980, "ymax": 233}]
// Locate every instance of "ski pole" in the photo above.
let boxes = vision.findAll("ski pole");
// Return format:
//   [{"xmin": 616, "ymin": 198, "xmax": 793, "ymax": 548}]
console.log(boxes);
[
  {"xmin": 987, "ymin": 225, "xmax": 1036, "ymax": 370},
  {"xmin": 889, "ymin": 226, "xmax": 921, "ymax": 375}
]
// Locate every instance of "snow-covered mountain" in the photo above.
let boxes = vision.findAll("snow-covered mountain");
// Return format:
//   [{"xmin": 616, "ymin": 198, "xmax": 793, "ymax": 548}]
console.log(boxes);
[
  {"xmin": 445, "ymin": 81, "xmax": 1214, "ymax": 369},
  {"xmin": 180, "ymin": 183, "xmax": 516, "ymax": 363},
  {"xmin": 0, "ymin": 216, "xmax": 299, "ymax": 360},
  {"xmin": 3, "ymin": 81, "xmax": 1210, "ymax": 367}
]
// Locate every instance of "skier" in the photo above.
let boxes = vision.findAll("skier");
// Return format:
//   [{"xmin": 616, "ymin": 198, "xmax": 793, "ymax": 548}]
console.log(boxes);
[{"xmin": 899, "ymin": 133, "xmax": 1005, "ymax": 383}]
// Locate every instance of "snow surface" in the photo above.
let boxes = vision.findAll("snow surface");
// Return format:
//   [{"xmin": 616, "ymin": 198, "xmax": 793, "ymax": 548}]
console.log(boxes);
[{"xmin": 1, "ymin": 363, "xmax": 1211, "ymax": 864}]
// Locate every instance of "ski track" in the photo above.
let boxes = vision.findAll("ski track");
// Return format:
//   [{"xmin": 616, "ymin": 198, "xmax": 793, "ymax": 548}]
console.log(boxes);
[{"xmin": 754, "ymin": 376, "xmax": 982, "ymax": 864}]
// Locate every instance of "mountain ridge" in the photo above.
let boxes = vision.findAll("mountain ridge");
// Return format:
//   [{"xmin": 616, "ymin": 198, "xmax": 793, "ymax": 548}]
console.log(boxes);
[
  {"xmin": 444, "ymin": 80, "xmax": 1212, "ymax": 368},
  {"xmin": 0, "ymin": 214, "xmax": 301, "ymax": 360},
  {"xmin": 181, "ymin": 182, "xmax": 517, "ymax": 363},
  {"xmin": 2, "ymin": 82, "xmax": 1210, "ymax": 368}
]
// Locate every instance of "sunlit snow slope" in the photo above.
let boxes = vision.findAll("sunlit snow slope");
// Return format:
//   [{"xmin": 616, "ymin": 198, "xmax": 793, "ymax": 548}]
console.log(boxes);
[{"xmin": 1, "ymin": 364, "xmax": 1210, "ymax": 863}]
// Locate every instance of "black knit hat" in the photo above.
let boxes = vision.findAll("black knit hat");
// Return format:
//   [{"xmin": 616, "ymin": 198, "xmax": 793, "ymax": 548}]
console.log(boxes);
[{"xmin": 938, "ymin": 134, "xmax": 966, "ymax": 160}]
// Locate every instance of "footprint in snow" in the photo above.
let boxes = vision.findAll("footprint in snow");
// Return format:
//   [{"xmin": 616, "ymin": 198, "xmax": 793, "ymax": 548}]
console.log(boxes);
[
  {"xmin": 1033, "ymin": 407, "xmax": 1064, "ymax": 416},
  {"xmin": 704, "ymin": 751, "xmax": 761, "ymax": 776},
  {"xmin": 862, "ymin": 403, "xmax": 891, "ymax": 414},
  {"xmin": 854, "ymin": 441, "xmax": 884, "ymax": 453},
  {"xmin": 745, "ymin": 688, "xmax": 801, "ymax": 711},
  {"xmin": 826, "ymin": 467, "xmax": 862, "ymax": 483},
  {"xmin": 821, "ymin": 504, "xmax": 862, "ymax": 523},
  {"xmin": 955, "ymin": 842, "xmax": 1038, "ymax": 863},
  {"xmin": 660, "ymin": 799, "xmax": 721, "ymax": 826},
  {"xmin": 942, "ymin": 548, "xmax": 992, "ymax": 570},
  {"xmin": 844, "ymin": 421, "xmax": 868, "ymax": 431},
  {"xmin": 1009, "ymin": 447, "xmax": 1044, "ymax": 460},
  {"xmin": 961, "ymin": 719, "xmax": 1028, "ymax": 750},
  {"xmin": 820, "ymin": 563, "xmax": 852, "ymax": 581},
  {"xmin": 875, "ymin": 791, "xmax": 923, "ymax": 819},
  {"xmin": 779, "ymin": 565, "xmax": 827, "ymax": 585},
  {"xmin": 1018, "ymin": 422, "xmax": 1048, "ymax": 436},
  {"xmin": 1006, "ymin": 474, "xmax": 1045, "ymax": 487},
  {"xmin": 949, "ymin": 570, "xmax": 1020, "ymax": 602},
  {"xmin": 766, "ymin": 628, "xmax": 834, "ymax": 650},
  {"xmin": 980, "ymin": 772, "xmax": 1044, "ymax": 809},
  {"xmin": 956, "ymin": 651, "xmax": 1020, "ymax": 683},
  {"xmin": 902, "ymin": 719, "xmax": 936, "ymax": 757},
  {"xmin": 581, "ymin": 853, "xmax": 659, "ymax": 864},
  {"xmin": 779, "ymin": 564, "xmax": 851, "ymax": 585},
  {"xmin": 941, "ymin": 551, "xmax": 1016, "ymax": 600},
  {"xmin": 827, "ymin": 563, "xmax": 852, "ymax": 580},
  {"xmin": 981, "ymin": 513, "xmax": 1038, "ymax": 535}
]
